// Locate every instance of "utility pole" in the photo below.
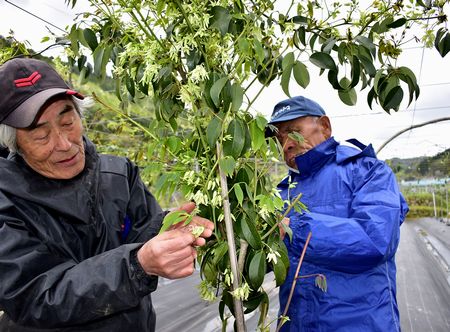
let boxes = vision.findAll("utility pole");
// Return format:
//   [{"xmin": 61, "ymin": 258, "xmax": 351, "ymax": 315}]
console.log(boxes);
[{"xmin": 432, "ymin": 190, "xmax": 437, "ymax": 219}]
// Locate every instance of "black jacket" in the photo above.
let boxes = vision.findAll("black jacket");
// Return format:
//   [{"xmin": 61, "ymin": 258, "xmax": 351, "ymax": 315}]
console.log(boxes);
[{"xmin": 0, "ymin": 138, "xmax": 164, "ymax": 331}]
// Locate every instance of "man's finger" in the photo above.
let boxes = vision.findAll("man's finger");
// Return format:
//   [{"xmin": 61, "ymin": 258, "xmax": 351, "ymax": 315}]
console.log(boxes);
[
  {"xmin": 157, "ymin": 229, "xmax": 196, "ymax": 249},
  {"xmin": 176, "ymin": 201, "xmax": 196, "ymax": 214}
]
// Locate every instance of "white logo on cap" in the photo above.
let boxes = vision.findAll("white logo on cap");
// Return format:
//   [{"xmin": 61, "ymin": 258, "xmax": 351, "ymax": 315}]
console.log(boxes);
[{"xmin": 273, "ymin": 105, "xmax": 290, "ymax": 118}]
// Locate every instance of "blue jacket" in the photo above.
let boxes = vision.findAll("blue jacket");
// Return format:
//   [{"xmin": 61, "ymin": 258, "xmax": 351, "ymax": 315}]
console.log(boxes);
[{"xmin": 278, "ymin": 137, "xmax": 408, "ymax": 332}]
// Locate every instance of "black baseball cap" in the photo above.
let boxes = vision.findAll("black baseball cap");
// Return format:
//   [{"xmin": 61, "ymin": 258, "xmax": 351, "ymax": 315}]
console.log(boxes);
[{"xmin": 0, "ymin": 58, "xmax": 84, "ymax": 128}]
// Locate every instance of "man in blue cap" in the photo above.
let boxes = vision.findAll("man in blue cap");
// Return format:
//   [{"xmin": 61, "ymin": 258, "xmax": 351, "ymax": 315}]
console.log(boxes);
[{"xmin": 267, "ymin": 96, "xmax": 408, "ymax": 331}]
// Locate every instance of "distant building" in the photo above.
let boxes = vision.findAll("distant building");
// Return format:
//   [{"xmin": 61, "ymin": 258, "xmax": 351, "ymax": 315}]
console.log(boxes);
[{"xmin": 401, "ymin": 177, "xmax": 449, "ymax": 187}]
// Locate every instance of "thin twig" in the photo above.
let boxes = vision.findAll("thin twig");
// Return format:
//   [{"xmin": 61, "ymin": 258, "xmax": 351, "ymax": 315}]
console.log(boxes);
[
  {"xmin": 261, "ymin": 193, "xmax": 303, "ymax": 240},
  {"xmin": 275, "ymin": 231, "xmax": 312, "ymax": 332}
]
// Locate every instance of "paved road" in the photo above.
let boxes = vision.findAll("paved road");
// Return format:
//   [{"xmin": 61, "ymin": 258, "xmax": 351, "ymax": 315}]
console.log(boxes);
[
  {"xmin": 153, "ymin": 218, "xmax": 450, "ymax": 331},
  {"xmin": 396, "ymin": 219, "xmax": 450, "ymax": 332}
]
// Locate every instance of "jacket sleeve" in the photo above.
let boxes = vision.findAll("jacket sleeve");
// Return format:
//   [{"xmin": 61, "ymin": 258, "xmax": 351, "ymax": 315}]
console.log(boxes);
[
  {"xmin": 288, "ymin": 160, "xmax": 408, "ymax": 273},
  {"xmin": 122, "ymin": 159, "xmax": 164, "ymax": 244}
]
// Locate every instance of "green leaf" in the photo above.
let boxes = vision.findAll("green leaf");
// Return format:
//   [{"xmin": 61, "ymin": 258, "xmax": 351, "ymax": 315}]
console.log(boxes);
[
  {"xmin": 380, "ymin": 75, "xmax": 399, "ymax": 102},
  {"xmin": 387, "ymin": 17, "xmax": 407, "ymax": 29},
  {"xmin": 397, "ymin": 66, "xmax": 419, "ymax": 105},
  {"xmin": 243, "ymin": 291, "xmax": 266, "ymax": 314},
  {"xmin": 238, "ymin": 38, "xmax": 251, "ymax": 56},
  {"xmin": 240, "ymin": 217, "xmax": 262, "ymax": 249},
  {"xmin": 223, "ymin": 118, "xmax": 245, "ymax": 159},
  {"xmin": 289, "ymin": 15, "xmax": 308, "ymax": 25},
  {"xmin": 349, "ymin": 56, "xmax": 360, "ymax": 88},
  {"xmin": 212, "ymin": 241, "xmax": 229, "ymax": 266},
  {"xmin": 359, "ymin": 55, "xmax": 376, "ymax": 77},
  {"xmin": 338, "ymin": 86, "xmax": 357, "ymax": 106},
  {"xmin": 437, "ymin": 31, "xmax": 450, "ymax": 58},
  {"xmin": 272, "ymin": 255, "xmax": 287, "ymax": 287},
  {"xmin": 159, "ymin": 211, "xmax": 189, "ymax": 234},
  {"xmin": 206, "ymin": 116, "xmax": 222, "ymax": 148},
  {"xmin": 231, "ymin": 83, "xmax": 244, "ymax": 112},
  {"xmin": 383, "ymin": 86, "xmax": 403, "ymax": 112},
  {"xmin": 166, "ymin": 136, "xmax": 181, "ymax": 154},
  {"xmin": 377, "ymin": 16, "xmax": 394, "ymax": 33},
  {"xmin": 309, "ymin": 52, "xmax": 337, "ymax": 71},
  {"xmin": 248, "ymin": 250, "xmax": 266, "ymax": 290},
  {"xmin": 234, "ymin": 184, "xmax": 244, "ymax": 206},
  {"xmin": 93, "ymin": 46, "xmax": 105, "ymax": 77},
  {"xmin": 186, "ymin": 49, "xmax": 202, "ymax": 71},
  {"xmin": 219, "ymin": 156, "xmax": 236, "ymax": 177},
  {"xmin": 210, "ymin": 77, "xmax": 229, "ymax": 108},
  {"xmin": 293, "ymin": 61, "xmax": 310, "ymax": 88},
  {"xmin": 434, "ymin": 28, "xmax": 446, "ymax": 51},
  {"xmin": 309, "ymin": 33, "xmax": 319, "ymax": 51},
  {"xmin": 83, "ymin": 28, "xmax": 98, "ymax": 51},
  {"xmin": 296, "ymin": 26, "xmax": 306, "ymax": 46},
  {"xmin": 249, "ymin": 120, "xmax": 264, "ymax": 151},
  {"xmin": 253, "ymin": 39, "xmax": 265, "ymax": 64},
  {"xmin": 255, "ymin": 115, "xmax": 268, "ymax": 130},
  {"xmin": 373, "ymin": 69, "xmax": 385, "ymax": 94},
  {"xmin": 327, "ymin": 70, "xmax": 342, "ymax": 90},
  {"xmin": 321, "ymin": 38, "xmax": 336, "ymax": 54},
  {"xmin": 282, "ymin": 52, "xmax": 295, "ymax": 70},
  {"xmin": 339, "ymin": 77, "xmax": 351, "ymax": 89},
  {"xmin": 355, "ymin": 36, "xmax": 376, "ymax": 57},
  {"xmin": 100, "ymin": 45, "xmax": 112, "ymax": 79},
  {"xmin": 210, "ymin": 6, "xmax": 231, "ymax": 36},
  {"xmin": 367, "ymin": 87, "xmax": 376, "ymax": 110},
  {"xmin": 242, "ymin": 122, "xmax": 251, "ymax": 156},
  {"xmin": 281, "ymin": 64, "xmax": 292, "ymax": 97}
]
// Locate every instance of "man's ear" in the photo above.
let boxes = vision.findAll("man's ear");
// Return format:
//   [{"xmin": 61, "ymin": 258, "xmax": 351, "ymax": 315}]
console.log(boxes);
[{"xmin": 318, "ymin": 116, "xmax": 332, "ymax": 138}]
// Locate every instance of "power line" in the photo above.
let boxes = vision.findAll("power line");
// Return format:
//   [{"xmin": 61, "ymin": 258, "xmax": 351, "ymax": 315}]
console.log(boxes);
[{"xmin": 4, "ymin": 0, "xmax": 66, "ymax": 33}]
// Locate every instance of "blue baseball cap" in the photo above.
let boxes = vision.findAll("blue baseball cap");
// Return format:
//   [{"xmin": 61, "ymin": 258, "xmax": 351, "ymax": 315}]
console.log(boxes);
[{"xmin": 265, "ymin": 96, "xmax": 326, "ymax": 137}]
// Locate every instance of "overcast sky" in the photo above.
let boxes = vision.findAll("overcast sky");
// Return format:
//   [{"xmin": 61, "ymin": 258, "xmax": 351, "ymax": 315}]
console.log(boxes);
[{"xmin": 1, "ymin": 0, "xmax": 449, "ymax": 160}]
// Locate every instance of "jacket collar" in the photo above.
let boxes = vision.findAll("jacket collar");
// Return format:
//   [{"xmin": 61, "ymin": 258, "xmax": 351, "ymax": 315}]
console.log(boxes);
[
  {"xmin": 0, "ymin": 136, "xmax": 99, "ymax": 223},
  {"xmin": 292, "ymin": 136, "xmax": 338, "ymax": 178}
]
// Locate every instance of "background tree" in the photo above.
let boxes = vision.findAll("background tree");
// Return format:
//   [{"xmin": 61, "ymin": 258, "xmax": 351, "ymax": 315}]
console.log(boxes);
[{"xmin": 31, "ymin": 0, "xmax": 450, "ymax": 330}]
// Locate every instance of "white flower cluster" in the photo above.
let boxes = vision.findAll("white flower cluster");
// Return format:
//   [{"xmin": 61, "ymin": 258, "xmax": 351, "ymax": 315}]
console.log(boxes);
[
  {"xmin": 182, "ymin": 170, "xmax": 201, "ymax": 187},
  {"xmin": 198, "ymin": 279, "xmax": 217, "ymax": 302},
  {"xmin": 223, "ymin": 268, "xmax": 233, "ymax": 287},
  {"xmin": 267, "ymin": 248, "xmax": 281, "ymax": 265},
  {"xmin": 189, "ymin": 190, "xmax": 209, "ymax": 206},
  {"xmin": 230, "ymin": 282, "xmax": 252, "ymax": 301}
]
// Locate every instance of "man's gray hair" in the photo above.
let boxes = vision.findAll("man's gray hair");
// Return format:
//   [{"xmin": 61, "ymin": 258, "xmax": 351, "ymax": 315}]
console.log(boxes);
[{"xmin": 0, "ymin": 96, "xmax": 93, "ymax": 153}]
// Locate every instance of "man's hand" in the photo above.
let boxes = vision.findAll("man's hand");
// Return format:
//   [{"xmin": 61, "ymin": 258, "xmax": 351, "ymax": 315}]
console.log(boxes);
[
  {"xmin": 169, "ymin": 202, "xmax": 214, "ymax": 247},
  {"xmin": 137, "ymin": 202, "xmax": 214, "ymax": 279},
  {"xmin": 137, "ymin": 229, "xmax": 198, "ymax": 279}
]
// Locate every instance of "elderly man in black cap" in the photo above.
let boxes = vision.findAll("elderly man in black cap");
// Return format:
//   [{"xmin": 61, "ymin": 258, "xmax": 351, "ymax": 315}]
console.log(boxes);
[
  {"xmin": 267, "ymin": 96, "xmax": 408, "ymax": 332},
  {"xmin": 0, "ymin": 57, "xmax": 213, "ymax": 332}
]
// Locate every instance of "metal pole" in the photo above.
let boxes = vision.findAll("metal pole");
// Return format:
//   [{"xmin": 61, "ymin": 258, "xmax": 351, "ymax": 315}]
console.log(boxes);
[
  {"xmin": 446, "ymin": 182, "xmax": 449, "ymax": 224},
  {"xmin": 432, "ymin": 190, "xmax": 437, "ymax": 219}
]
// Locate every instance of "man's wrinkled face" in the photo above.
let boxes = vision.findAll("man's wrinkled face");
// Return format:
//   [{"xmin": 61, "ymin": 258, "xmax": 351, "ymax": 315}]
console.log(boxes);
[
  {"xmin": 16, "ymin": 98, "xmax": 85, "ymax": 179},
  {"xmin": 275, "ymin": 116, "xmax": 331, "ymax": 169}
]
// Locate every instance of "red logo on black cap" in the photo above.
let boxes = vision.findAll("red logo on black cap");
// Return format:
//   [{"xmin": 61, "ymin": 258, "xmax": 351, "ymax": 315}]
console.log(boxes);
[{"xmin": 14, "ymin": 71, "xmax": 42, "ymax": 87}]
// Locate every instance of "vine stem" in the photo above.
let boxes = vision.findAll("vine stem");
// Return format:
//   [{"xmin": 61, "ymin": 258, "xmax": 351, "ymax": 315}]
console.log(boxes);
[
  {"xmin": 216, "ymin": 143, "xmax": 246, "ymax": 332},
  {"xmin": 261, "ymin": 193, "xmax": 303, "ymax": 241},
  {"xmin": 275, "ymin": 231, "xmax": 312, "ymax": 332}
]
